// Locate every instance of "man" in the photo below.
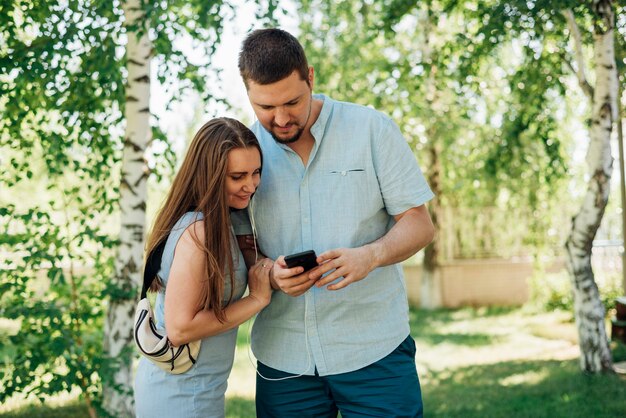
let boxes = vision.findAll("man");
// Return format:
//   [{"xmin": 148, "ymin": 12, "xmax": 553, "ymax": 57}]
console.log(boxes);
[{"xmin": 237, "ymin": 28, "xmax": 434, "ymax": 417}]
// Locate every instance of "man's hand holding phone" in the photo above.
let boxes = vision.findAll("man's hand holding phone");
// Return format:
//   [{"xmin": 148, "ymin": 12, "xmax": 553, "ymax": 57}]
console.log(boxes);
[
  {"xmin": 309, "ymin": 246, "xmax": 378, "ymax": 291},
  {"xmin": 272, "ymin": 251, "xmax": 320, "ymax": 297}
]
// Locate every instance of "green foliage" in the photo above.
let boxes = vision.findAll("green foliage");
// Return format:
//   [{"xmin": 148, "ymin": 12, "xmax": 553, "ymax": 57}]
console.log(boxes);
[{"xmin": 0, "ymin": 201, "xmax": 115, "ymax": 410}]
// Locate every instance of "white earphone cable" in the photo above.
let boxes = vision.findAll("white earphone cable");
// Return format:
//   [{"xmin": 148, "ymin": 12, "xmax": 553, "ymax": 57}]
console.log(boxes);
[{"xmin": 246, "ymin": 197, "xmax": 313, "ymax": 381}]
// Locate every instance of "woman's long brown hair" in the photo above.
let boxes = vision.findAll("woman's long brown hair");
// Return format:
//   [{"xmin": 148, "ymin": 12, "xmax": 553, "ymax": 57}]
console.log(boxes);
[{"xmin": 145, "ymin": 117, "xmax": 261, "ymax": 323}]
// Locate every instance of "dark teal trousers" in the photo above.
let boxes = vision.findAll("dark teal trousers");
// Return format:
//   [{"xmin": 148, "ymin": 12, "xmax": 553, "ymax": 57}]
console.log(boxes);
[{"xmin": 256, "ymin": 335, "xmax": 423, "ymax": 418}]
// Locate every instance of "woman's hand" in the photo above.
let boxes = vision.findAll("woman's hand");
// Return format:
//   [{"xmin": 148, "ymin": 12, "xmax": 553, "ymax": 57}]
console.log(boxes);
[{"xmin": 248, "ymin": 258, "xmax": 274, "ymax": 307}]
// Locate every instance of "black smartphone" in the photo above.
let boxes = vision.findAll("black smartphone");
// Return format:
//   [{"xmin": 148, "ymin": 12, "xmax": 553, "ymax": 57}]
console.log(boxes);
[{"xmin": 284, "ymin": 250, "xmax": 318, "ymax": 272}]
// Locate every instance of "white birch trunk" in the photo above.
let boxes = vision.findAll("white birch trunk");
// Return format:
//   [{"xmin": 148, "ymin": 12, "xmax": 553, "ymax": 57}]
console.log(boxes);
[
  {"xmin": 103, "ymin": 0, "xmax": 151, "ymax": 414},
  {"xmin": 564, "ymin": 0, "xmax": 616, "ymax": 373}
]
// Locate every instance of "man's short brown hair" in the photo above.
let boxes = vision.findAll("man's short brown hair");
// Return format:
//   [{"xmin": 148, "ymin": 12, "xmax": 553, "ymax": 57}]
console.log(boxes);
[{"xmin": 238, "ymin": 28, "xmax": 309, "ymax": 88}]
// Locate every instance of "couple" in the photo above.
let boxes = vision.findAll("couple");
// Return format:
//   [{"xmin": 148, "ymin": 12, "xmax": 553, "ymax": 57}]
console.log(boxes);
[{"xmin": 134, "ymin": 28, "xmax": 435, "ymax": 418}]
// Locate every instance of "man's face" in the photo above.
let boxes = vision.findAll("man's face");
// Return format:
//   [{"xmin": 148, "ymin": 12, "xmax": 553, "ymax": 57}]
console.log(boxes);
[{"xmin": 246, "ymin": 69, "xmax": 314, "ymax": 144}]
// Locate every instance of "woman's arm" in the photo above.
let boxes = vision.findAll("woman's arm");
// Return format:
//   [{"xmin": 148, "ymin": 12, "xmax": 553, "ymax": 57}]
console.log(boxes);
[{"xmin": 165, "ymin": 222, "xmax": 272, "ymax": 346}]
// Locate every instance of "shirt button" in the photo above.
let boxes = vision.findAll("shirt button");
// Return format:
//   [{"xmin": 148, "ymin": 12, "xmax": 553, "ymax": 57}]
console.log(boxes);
[{"xmin": 341, "ymin": 170, "xmax": 347, "ymax": 176}]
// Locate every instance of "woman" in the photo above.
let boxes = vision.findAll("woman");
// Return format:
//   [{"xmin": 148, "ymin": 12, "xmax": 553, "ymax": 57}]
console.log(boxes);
[{"xmin": 134, "ymin": 117, "xmax": 273, "ymax": 418}]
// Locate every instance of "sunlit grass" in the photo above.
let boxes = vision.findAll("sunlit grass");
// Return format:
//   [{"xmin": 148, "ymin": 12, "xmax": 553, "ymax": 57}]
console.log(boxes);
[{"xmin": 424, "ymin": 359, "xmax": 626, "ymax": 417}]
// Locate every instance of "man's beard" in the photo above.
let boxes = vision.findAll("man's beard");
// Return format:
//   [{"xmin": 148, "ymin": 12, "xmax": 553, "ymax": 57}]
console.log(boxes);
[
  {"xmin": 269, "ymin": 95, "xmax": 312, "ymax": 145},
  {"xmin": 270, "ymin": 126, "xmax": 305, "ymax": 144}
]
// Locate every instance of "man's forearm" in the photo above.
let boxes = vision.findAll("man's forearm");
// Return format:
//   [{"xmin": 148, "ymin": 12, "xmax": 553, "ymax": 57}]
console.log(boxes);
[
  {"xmin": 366, "ymin": 205, "xmax": 434, "ymax": 269},
  {"xmin": 236, "ymin": 235, "xmax": 263, "ymax": 269}
]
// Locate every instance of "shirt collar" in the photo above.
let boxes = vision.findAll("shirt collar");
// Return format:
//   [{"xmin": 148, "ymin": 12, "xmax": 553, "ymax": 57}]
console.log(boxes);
[{"xmin": 310, "ymin": 94, "xmax": 332, "ymax": 144}]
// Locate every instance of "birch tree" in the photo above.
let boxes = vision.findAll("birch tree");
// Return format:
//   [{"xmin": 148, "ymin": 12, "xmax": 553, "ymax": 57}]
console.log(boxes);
[
  {"xmin": 102, "ymin": 0, "xmax": 151, "ymax": 415},
  {"xmin": 460, "ymin": 0, "xmax": 623, "ymax": 372},
  {"xmin": 563, "ymin": 0, "xmax": 617, "ymax": 373}
]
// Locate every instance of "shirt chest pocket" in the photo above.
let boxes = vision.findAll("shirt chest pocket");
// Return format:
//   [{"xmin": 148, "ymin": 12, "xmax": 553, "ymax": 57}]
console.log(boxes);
[
  {"xmin": 324, "ymin": 168, "xmax": 369, "ymax": 200},
  {"xmin": 329, "ymin": 168, "xmax": 365, "ymax": 176}
]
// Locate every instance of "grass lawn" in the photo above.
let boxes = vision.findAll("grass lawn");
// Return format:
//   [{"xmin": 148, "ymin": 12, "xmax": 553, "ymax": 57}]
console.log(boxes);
[
  {"xmin": 2, "ymin": 307, "xmax": 625, "ymax": 417},
  {"xmin": 411, "ymin": 308, "xmax": 626, "ymax": 418}
]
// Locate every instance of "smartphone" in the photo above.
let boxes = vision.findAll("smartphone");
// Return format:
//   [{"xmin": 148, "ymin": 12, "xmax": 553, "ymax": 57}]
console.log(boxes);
[{"xmin": 284, "ymin": 250, "xmax": 318, "ymax": 272}]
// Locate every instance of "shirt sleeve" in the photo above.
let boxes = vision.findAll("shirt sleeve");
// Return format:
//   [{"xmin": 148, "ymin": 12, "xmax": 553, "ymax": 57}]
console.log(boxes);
[
  {"xmin": 230, "ymin": 208, "xmax": 253, "ymax": 235},
  {"xmin": 372, "ymin": 118, "xmax": 434, "ymax": 216}
]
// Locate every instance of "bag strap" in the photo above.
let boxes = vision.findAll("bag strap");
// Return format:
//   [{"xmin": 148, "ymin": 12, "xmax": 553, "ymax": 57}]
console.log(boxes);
[{"xmin": 141, "ymin": 236, "xmax": 168, "ymax": 299}]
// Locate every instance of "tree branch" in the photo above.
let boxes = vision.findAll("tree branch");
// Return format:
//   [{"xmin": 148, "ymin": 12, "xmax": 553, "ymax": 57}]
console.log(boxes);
[{"xmin": 562, "ymin": 9, "xmax": 594, "ymax": 100}]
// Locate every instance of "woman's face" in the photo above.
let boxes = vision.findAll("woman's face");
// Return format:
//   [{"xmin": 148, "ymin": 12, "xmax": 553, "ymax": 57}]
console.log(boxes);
[{"xmin": 225, "ymin": 147, "xmax": 262, "ymax": 209}]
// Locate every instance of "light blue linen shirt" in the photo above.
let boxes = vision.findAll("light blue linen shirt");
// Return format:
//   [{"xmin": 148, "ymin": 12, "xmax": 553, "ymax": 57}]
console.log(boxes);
[{"xmin": 237, "ymin": 94, "xmax": 434, "ymax": 376}]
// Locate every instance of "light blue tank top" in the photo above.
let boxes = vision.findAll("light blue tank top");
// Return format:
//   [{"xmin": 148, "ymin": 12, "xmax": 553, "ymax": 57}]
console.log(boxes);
[
  {"xmin": 154, "ymin": 212, "xmax": 247, "ymax": 328},
  {"xmin": 134, "ymin": 212, "xmax": 248, "ymax": 418}
]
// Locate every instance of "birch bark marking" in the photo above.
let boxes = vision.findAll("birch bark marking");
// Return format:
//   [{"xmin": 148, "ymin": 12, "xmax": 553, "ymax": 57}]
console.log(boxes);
[
  {"xmin": 103, "ymin": 0, "xmax": 152, "ymax": 414},
  {"xmin": 564, "ymin": 0, "xmax": 616, "ymax": 373}
]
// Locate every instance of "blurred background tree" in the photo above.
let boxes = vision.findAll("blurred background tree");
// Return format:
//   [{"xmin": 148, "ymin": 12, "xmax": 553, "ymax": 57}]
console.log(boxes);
[{"xmin": 297, "ymin": 0, "xmax": 569, "ymax": 306}]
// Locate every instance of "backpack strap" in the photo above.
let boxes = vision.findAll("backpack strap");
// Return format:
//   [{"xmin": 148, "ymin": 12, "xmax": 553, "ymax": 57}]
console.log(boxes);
[{"xmin": 141, "ymin": 237, "xmax": 168, "ymax": 299}]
